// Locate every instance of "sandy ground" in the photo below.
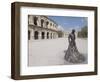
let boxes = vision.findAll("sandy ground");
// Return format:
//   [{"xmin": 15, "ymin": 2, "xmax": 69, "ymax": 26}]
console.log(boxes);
[{"xmin": 28, "ymin": 38, "xmax": 88, "ymax": 66}]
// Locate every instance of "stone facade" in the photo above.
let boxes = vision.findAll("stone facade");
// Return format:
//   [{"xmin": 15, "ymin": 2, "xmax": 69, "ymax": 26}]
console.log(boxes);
[
  {"xmin": 28, "ymin": 15, "xmax": 60, "ymax": 40},
  {"xmin": 63, "ymin": 31, "xmax": 70, "ymax": 38}
]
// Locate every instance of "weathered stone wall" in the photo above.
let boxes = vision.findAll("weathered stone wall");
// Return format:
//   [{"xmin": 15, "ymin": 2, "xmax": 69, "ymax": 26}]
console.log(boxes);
[{"xmin": 28, "ymin": 15, "xmax": 59, "ymax": 40}]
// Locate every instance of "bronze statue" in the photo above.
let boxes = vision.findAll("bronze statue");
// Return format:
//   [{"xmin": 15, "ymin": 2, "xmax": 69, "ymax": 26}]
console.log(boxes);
[{"xmin": 65, "ymin": 29, "xmax": 85, "ymax": 63}]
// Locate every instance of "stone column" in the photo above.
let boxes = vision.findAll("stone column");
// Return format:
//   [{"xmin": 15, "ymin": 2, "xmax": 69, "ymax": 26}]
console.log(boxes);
[
  {"xmin": 28, "ymin": 27, "xmax": 33, "ymax": 41},
  {"xmin": 30, "ymin": 29, "xmax": 34, "ymax": 41},
  {"xmin": 38, "ymin": 31, "xmax": 41, "ymax": 40},
  {"xmin": 37, "ymin": 16, "xmax": 41, "ymax": 27},
  {"xmin": 51, "ymin": 32, "xmax": 53, "ymax": 39},
  {"xmin": 54, "ymin": 33, "xmax": 55, "ymax": 39},
  {"xmin": 44, "ymin": 31, "xmax": 47, "ymax": 39},
  {"xmin": 53, "ymin": 33, "xmax": 55, "ymax": 39},
  {"xmin": 44, "ymin": 21, "xmax": 46, "ymax": 28},
  {"xmin": 55, "ymin": 33, "xmax": 57, "ymax": 38},
  {"xmin": 49, "ymin": 32, "xmax": 51, "ymax": 39},
  {"xmin": 28, "ymin": 15, "xmax": 34, "ymax": 25}
]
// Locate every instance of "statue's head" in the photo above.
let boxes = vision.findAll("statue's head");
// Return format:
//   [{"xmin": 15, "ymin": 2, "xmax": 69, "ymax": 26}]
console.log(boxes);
[{"xmin": 72, "ymin": 29, "xmax": 75, "ymax": 34}]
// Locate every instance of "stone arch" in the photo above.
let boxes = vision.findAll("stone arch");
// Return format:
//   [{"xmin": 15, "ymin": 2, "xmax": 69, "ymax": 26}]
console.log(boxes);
[
  {"xmin": 46, "ymin": 21, "xmax": 49, "ymax": 28},
  {"xmin": 34, "ymin": 31, "xmax": 39, "ymax": 40},
  {"xmin": 50, "ymin": 23, "xmax": 52, "ymax": 26},
  {"xmin": 34, "ymin": 17, "xmax": 38, "ymax": 25},
  {"xmin": 41, "ymin": 19, "xmax": 44, "ymax": 27},
  {"xmin": 50, "ymin": 33, "xmax": 52, "ymax": 39},
  {"xmin": 28, "ymin": 30, "xmax": 31, "ymax": 40},
  {"xmin": 41, "ymin": 32, "xmax": 45, "ymax": 39},
  {"xmin": 47, "ymin": 32, "xmax": 49, "ymax": 39}
]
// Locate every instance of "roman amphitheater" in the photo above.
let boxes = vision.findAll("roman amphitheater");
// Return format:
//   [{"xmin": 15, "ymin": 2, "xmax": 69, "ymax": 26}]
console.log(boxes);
[{"xmin": 28, "ymin": 15, "xmax": 69, "ymax": 40}]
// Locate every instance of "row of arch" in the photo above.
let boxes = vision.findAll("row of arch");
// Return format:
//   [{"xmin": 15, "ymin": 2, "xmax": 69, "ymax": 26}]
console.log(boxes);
[
  {"xmin": 28, "ymin": 30, "xmax": 57, "ymax": 40},
  {"xmin": 31, "ymin": 16, "xmax": 57, "ymax": 29}
]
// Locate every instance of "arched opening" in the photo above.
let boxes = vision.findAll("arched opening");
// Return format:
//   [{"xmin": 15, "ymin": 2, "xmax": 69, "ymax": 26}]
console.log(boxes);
[
  {"xmin": 41, "ymin": 32, "xmax": 45, "ymax": 39},
  {"xmin": 34, "ymin": 17, "xmax": 38, "ymax": 25},
  {"xmin": 50, "ymin": 23, "xmax": 52, "ymax": 27},
  {"xmin": 34, "ymin": 31, "xmax": 39, "ymax": 40},
  {"xmin": 51, "ymin": 33, "xmax": 52, "ymax": 39},
  {"xmin": 46, "ymin": 21, "xmax": 49, "ymax": 28},
  {"xmin": 47, "ymin": 32, "xmax": 49, "ymax": 39},
  {"xmin": 41, "ymin": 19, "xmax": 44, "ymax": 27},
  {"xmin": 28, "ymin": 30, "xmax": 30, "ymax": 40}
]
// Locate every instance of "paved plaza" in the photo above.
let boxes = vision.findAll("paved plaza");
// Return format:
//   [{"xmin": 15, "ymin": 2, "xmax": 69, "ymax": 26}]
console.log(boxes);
[{"xmin": 28, "ymin": 38, "xmax": 88, "ymax": 66}]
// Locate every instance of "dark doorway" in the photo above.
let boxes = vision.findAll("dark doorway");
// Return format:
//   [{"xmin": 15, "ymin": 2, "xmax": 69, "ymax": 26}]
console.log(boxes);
[
  {"xmin": 42, "ymin": 32, "xmax": 45, "ymax": 39},
  {"xmin": 47, "ymin": 32, "xmax": 49, "ymax": 39},
  {"xmin": 46, "ymin": 21, "xmax": 49, "ymax": 28},
  {"xmin": 34, "ymin": 17, "xmax": 38, "ymax": 25},
  {"xmin": 28, "ymin": 30, "xmax": 30, "ymax": 40},
  {"xmin": 51, "ymin": 33, "xmax": 52, "ymax": 39},
  {"xmin": 34, "ymin": 31, "xmax": 39, "ymax": 40},
  {"xmin": 41, "ymin": 19, "xmax": 44, "ymax": 27}
]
